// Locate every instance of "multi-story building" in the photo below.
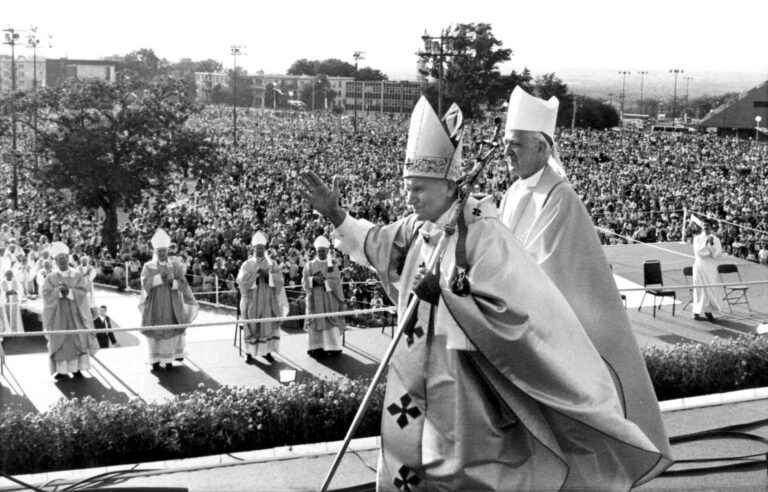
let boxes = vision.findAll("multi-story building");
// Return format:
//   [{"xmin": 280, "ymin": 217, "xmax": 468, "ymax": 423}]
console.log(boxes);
[
  {"xmin": 193, "ymin": 71, "xmax": 421, "ymax": 113},
  {"xmin": 45, "ymin": 58, "xmax": 117, "ymax": 87},
  {"xmin": 0, "ymin": 55, "xmax": 46, "ymax": 94},
  {"xmin": 344, "ymin": 80, "xmax": 422, "ymax": 114},
  {"xmin": 194, "ymin": 71, "xmax": 230, "ymax": 102}
]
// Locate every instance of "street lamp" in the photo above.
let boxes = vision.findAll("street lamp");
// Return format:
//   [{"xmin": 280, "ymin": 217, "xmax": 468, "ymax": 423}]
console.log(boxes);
[
  {"xmin": 618, "ymin": 70, "xmax": 630, "ymax": 119},
  {"xmin": 3, "ymin": 28, "xmax": 21, "ymax": 209},
  {"xmin": 352, "ymin": 51, "xmax": 365, "ymax": 133},
  {"xmin": 230, "ymin": 45, "xmax": 245, "ymax": 146},
  {"xmin": 756, "ymin": 115, "xmax": 762, "ymax": 142},
  {"xmin": 669, "ymin": 68, "xmax": 684, "ymax": 120},
  {"xmin": 418, "ymin": 28, "xmax": 459, "ymax": 116},
  {"xmin": 638, "ymin": 70, "xmax": 648, "ymax": 114}
]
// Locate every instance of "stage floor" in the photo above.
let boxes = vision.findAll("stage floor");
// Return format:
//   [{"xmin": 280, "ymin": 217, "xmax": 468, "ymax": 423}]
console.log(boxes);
[{"xmin": 605, "ymin": 241, "xmax": 768, "ymax": 349}]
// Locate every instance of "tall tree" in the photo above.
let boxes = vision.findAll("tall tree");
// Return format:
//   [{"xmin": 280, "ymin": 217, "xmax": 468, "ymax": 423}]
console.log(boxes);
[
  {"xmin": 355, "ymin": 67, "xmax": 387, "ymax": 81},
  {"xmin": 17, "ymin": 77, "xmax": 219, "ymax": 253},
  {"xmin": 420, "ymin": 23, "xmax": 512, "ymax": 117},
  {"xmin": 287, "ymin": 59, "xmax": 318, "ymax": 76}
]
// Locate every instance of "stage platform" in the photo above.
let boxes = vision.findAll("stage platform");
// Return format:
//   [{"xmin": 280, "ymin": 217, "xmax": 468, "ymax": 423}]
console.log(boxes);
[{"xmin": 605, "ymin": 241, "xmax": 768, "ymax": 349}]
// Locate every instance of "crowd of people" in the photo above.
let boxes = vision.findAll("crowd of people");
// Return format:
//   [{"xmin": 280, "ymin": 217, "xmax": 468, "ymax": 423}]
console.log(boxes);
[{"xmin": 1, "ymin": 108, "xmax": 767, "ymax": 315}]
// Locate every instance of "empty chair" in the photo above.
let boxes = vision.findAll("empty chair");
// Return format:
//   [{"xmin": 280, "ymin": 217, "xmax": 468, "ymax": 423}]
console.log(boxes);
[
  {"xmin": 682, "ymin": 266, "xmax": 694, "ymax": 311},
  {"xmin": 717, "ymin": 263, "xmax": 751, "ymax": 312},
  {"xmin": 638, "ymin": 260, "xmax": 676, "ymax": 318}
]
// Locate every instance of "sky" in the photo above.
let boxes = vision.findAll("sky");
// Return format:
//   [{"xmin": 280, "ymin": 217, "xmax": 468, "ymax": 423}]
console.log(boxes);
[{"xmin": 3, "ymin": 0, "xmax": 767, "ymax": 82}]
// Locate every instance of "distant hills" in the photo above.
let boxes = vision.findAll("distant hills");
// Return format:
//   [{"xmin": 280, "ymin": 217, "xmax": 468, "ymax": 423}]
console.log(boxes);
[{"xmin": 550, "ymin": 68, "xmax": 767, "ymax": 102}]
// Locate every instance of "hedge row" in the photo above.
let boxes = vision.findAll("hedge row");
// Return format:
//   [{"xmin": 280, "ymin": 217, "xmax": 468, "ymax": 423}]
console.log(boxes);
[
  {"xmin": 0, "ymin": 379, "xmax": 384, "ymax": 475},
  {"xmin": 4, "ymin": 334, "xmax": 768, "ymax": 475}
]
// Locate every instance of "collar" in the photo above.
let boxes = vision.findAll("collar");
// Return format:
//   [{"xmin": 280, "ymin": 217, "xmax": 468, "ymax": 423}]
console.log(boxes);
[
  {"xmin": 419, "ymin": 197, "xmax": 497, "ymax": 244},
  {"xmin": 519, "ymin": 166, "xmax": 546, "ymax": 189}
]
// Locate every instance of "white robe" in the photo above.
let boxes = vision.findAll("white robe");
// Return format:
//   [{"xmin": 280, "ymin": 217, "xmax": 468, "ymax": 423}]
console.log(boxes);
[
  {"xmin": 692, "ymin": 232, "xmax": 722, "ymax": 315},
  {"xmin": 1, "ymin": 278, "xmax": 25, "ymax": 333},
  {"xmin": 499, "ymin": 164, "xmax": 671, "ymax": 476}
]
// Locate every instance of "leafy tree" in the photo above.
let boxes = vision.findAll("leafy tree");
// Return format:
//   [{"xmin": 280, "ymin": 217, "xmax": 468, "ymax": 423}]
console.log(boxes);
[
  {"xmin": 287, "ymin": 59, "xmax": 318, "ymax": 76},
  {"xmin": 299, "ymin": 75, "xmax": 336, "ymax": 110},
  {"xmin": 534, "ymin": 73, "xmax": 569, "ymax": 102},
  {"xmin": 564, "ymin": 96, "xmax": 619, "ymax": 129},
  {"xmin": 16, "ymin": 77, "xmax": 219, "ymax": 253},
  {"xmin": 107, "ymin": 48, "xmax": 169, "ymax": 81},
  {"xmin": 419, "ymin": 23, "xmax": 512, "ymax": 117},
  {"xmin": 355, "ymin": 67, "xmax": 387, "ymax": 81}
]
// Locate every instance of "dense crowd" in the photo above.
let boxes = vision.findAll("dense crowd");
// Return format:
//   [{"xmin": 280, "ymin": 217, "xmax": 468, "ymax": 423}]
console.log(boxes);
[{"xmin": 1, "ymin": 108, "xmax": 767, "ymax": 308}]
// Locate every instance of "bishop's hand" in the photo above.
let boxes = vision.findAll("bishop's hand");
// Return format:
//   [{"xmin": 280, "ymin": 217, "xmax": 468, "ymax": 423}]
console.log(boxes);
[{"xmin": 298, "ymin": 172, "xmax": 346, "ymax": 227}]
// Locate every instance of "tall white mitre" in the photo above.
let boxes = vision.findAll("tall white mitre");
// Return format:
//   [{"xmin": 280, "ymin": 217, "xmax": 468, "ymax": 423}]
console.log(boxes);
[
  {"xmin": 505, "ymin": 86, "xmax": 565, "ymax": 176},
  {"xmin": 403, "ymin": 97, "xmax": 463, "ymax": 181},
  {"xmin": 504, "ymin": 86, "xmax": 559, "ymax": 142},
  {"xmin": 150, "ymin": 229, "xmax": 171, "ymax": 249},
  {"xmin": 251, "ymin": 231, "xmax": 268, "ymax": 247}
]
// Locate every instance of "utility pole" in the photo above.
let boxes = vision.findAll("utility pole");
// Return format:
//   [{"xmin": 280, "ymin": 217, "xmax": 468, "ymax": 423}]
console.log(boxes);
[
  {"xmin": 571, "ymin": 95, "xmax": 578, "ymax": 130},
  {"xmin": 638, "ymin": 70, "xmax": 648, "ymax": 114},
  {"xmin": 230, "ymin": 45, "xmax": 244, "ymax": 146},
  {"xmin": 419, "ymin": 29, "xmax": 459, "ymax": 116},
  {"xmin": 27, "ymin": 27, "xmax": 49, "ymax": 170},
  {"xmin": 618, "ymin": 70, "xmax": 630, "ymax": 119},
  {"xmin": 683, "ymin": 75, "xmax": 693, "ymax": 118},
  {"xmin": 669, "ymin": 68, "xmax": 684, "ymax": 120},
  {"xmin": 352, "ymin": 50, "xmax": 364, "ymax": 134},
  {"xmin": 3, "ymin": 28, "xmax": 21, "ymax": 209}
]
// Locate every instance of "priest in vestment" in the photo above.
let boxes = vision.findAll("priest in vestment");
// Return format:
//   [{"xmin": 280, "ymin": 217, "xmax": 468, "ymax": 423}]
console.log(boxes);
[
  {"xmin": 498, "ymin": 86, "xmax": 671, "ymax": 477},
  {"xmin": 1, "ymin": 269, "xmax": 25, "ymax": 333},
  {"xmin": 300, "ymin": 97, "xmax": 667, "ymax": 491},
  {"xmin": 42, "ymin": 242, "xmax": 98, "ymax": 380},
  {"xmin": 236, "ymin": 231, "xmax": 288, "ymax": 363},
  {"xmin": 140, "ymin": 229, "xmax": 198, "ymax": 371},
  {"xmin": 303, "ymin": 235, "xmax": 345, "ymax": 356},
  {"xmin": 691, "ymin": 215, "xmax": 722, "ymax": 320}
]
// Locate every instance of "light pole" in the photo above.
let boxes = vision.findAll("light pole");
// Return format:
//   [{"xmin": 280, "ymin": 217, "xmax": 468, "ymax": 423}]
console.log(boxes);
[
  {"xmin": 618, "ymin": 70, "xmax": 630, "ymax": 119},
  {"xmin": 683, "ymin": 76, "xmax": 693, "ymax": 118},
  {"xmin": 418, "ymin": 28, "xmax": 459, "ymax": 116},
  {"xmin": 669, "ymin": 68, "xmax": 683, "ymax": 120},
  {"xmin": 230, "ymin": 45, "xmax": 244, "ymax": 146},
  {"xmin": 756, "ymin": 115, "xmax": 762, "ymax": 143},
  {"xmin": 352, "ymin": 51, "xmax": 364, "ymax": 133},
  {"xmin": 638, "ymin": 70, "xmax": 648, "ymax": 114},
  {"xmin": 27, "ymin": 27, "xmax": 50, "ymax": 170},
  {"xmin": 3, "ymin": 28, "xmax": 21, "ymax": 209}
]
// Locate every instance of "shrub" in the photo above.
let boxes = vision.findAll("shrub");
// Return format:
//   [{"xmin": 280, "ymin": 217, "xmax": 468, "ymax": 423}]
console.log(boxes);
[
  {"xmin": 0, "ymin": 379, "xmax": 384, "ymax": 475},
  {"xmin": 645, "ymin": 334, "xmax": 768, "ymax": 401}
]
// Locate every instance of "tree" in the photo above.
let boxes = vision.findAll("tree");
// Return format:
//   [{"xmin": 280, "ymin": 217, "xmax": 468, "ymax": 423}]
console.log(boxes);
[
  {"xmin": 17, "ymin": 77, "xmax": 219, "ymax": 253},
  {"xmin": 419, "ymin": 23, "xmax": 512, "ymax": 117},
  {"xmin": 355, "ymin": 67, "xmax": 387, "ymax": 81},
  {"xmin": 287, "ymin": 59, "xmax": 318, "ymax": 76},
  {"xmin": 107, "ymin": 48, "xmax": 169, "ymax": 82},
  {"xmin": 564, "ymin": 96, "xmax": 619, "ymax": 129}
]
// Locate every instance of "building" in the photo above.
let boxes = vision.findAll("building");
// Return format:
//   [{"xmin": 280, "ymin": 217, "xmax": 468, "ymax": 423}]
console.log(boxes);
[
  {"xmin": 0, "ymin": 55, "xmax": 46, "ymax": 94},
  {"xmin": 194, "ymin": 71, "xmax": 230, "ymax": 102},
  {"xmin": 699, "ymin": 81, "xmax": 768, "ymax": 137},
  {"xmin": 45, "ymin": 58, "xmax": 117, "ymax": 87},
  {"xmin": 344, "ymin": 80, "xmax": 422, "ymax": 114}
]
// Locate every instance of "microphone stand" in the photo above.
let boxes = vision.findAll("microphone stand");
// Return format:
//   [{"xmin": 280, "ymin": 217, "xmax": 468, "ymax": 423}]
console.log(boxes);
[{"xmin": 319, "ymin": 118, "xmax": 503, "ymax": 492}]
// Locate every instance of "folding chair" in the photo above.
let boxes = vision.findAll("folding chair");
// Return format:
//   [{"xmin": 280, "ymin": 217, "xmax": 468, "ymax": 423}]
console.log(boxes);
[
  {"xmin": 638, "ymin": 260, "xmax": 676, "ymax": 318},
  {"xmin": 717, "ymin": 263, "xmax": 751, "ymax": 312},
  {"xmin": 682, "ymin": 266, "xmax": 694, "ymax": 311}
]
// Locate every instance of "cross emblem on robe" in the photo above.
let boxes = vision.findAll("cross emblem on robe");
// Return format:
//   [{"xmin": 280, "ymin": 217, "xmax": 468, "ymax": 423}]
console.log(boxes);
[
  {"xmin": 472, "ymin": 207, "xmax": 482, "ymax": 216},
  {"xmin": 387, "ymin": 393, "xmax": 422, "ymax": 429},
  {"xmin": 393, "ymin": 465, "xmax": 421, "ymax": 491}
]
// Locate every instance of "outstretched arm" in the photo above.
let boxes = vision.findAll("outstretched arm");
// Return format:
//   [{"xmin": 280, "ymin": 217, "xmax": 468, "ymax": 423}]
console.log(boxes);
[{"xmin": 297, "ymin": 172, "xmax": 347, "ymax": 227}]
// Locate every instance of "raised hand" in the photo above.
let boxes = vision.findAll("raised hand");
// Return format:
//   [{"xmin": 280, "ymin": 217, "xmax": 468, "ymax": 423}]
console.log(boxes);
[{"xmin": 297, "ymin": 172, "xmax": 346, "ymax": 226}]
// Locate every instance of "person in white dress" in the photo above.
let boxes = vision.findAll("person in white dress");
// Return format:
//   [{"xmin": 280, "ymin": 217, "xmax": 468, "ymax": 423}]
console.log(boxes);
[
  {"xmin": 1, "ymin": 269, "xmax": 26, "ymax": 333},
  {"xmin": 691, "ymin": 216, "xmax": 722, "ymax": 321}
]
